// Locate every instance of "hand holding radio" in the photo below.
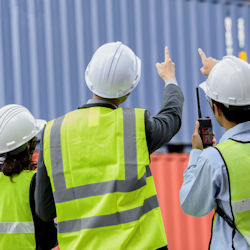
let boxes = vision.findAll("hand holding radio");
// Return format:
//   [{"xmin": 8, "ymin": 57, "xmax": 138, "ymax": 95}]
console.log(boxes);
[
  {"xmin": 195, "ymin": 87, "xmax": 214, "ymax": 148},
  {"xmin": 192, "ymin": 121, "xmax": 216, "ymax": 150},
  {"xmin": 192, "ymin": 121, "xmax": 203, "ymax": 150}
]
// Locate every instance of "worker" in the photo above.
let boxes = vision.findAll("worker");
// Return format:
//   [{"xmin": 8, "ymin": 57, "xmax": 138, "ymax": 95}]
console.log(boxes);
[
  {"xmin": 180, "ymin": 49, "xmax": 250, "ymax": 249},
  {"xmin": 0, "ymin": 104, "xmax": 57, "ymax": 249},
  {"xmin": 35, "ymin": 41, "xmax": 184, "ymax": 250}
]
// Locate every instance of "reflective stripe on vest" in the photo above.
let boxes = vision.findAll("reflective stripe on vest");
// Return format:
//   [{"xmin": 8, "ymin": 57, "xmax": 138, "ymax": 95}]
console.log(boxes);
[
  {"xmin": 216, "ymin": 139, "xmax": 250, "ymax": 246},
  {"xmin": 44, "ymin": 107, "xmax": 167, "ymax": 250},
  {"xmin": 232, "ymin": 198, "xmax": 250, "ymax": 213},
  {"xmin": 58, "ymin": 195, "xmax": 158, "ymax": 233},
  {"xmin": 0, "ymin": 222, "xmax": 35, "ymax": 234},
  {"xmin": 53, "ymin": 165, "xmax": 152, "ymax": 203}
]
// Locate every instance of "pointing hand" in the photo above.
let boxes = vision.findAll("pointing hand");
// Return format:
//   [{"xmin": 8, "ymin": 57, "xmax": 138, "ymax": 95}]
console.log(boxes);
[
  {"xmin": 198, "ymin": 48, "xmax": 219, "ymax": 76},
  {"xmin": 156, "ymin": 47, "xmax": 177, "ymax": 84}
]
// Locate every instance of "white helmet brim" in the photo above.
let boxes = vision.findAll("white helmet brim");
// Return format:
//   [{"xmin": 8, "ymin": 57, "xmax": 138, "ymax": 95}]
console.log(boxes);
[
  {"xmin": 199, "ymin": 81, "xmax": 208, "ymax": 95},
  {"xmin": 35, "ymin": 119, "xmax": 46, "ymax": 135}
]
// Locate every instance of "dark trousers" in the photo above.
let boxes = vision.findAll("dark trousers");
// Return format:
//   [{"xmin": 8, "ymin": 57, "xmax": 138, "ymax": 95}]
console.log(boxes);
[{"xmin": 157, "ymin": 246, "xmax": 168, "ymax": 250}]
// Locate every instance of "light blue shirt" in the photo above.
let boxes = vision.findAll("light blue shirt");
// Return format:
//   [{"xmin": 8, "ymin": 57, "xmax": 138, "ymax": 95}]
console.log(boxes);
[{"xmin": 180, "ymin": 121, "xmax": 250, "ymax": 250}]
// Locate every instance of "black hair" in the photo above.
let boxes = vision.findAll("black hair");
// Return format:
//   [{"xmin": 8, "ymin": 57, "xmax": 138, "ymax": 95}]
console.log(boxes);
[
  {"xmin": 211, "ymin": 99, "xmax": 250, "ymax": 123},
  {"xmin": 0, "ymin": 137, "xmax": 37, "ymax": 180}
]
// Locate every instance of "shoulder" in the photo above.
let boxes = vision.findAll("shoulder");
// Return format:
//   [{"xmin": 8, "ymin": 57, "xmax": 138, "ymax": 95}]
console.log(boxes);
[
  {"xmin": 198, "ymin": 146, "xmax": 226, "ymax": 182},
  {"xmin": 46, "ymin": 109, "xmax": 79, "ymax": 126},
  {"xmin": 119, "ymin": 108, "xmax": 147, "ymax": 119},
  {"xmin": 201, "ymin": 146, "xmax": 224, "ymax": 165},
  {"xmin": 120, "ymin": 107, "xmax": 146, "ymax": 112},
  {"xmin": 20, "ymin": 170, "xmax": 36, "ymax": 179},
  {"xmin": 201, "ymin": 147, "xmax": 220, "ymax": 160},
  {"xmin": 44, "ymin": 113, "xmax": 68, "ymax": 134}
]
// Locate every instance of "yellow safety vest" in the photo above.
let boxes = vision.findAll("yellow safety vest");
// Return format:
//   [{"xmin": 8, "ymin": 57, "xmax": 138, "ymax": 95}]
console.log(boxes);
[
  {"xmin": 0, "ymin": 170, "xmax": 36, "ymax": 250},
  {"xmin": 44, "ymin": 107, "xmax": 167, "ymax": 250},
  {"xmin": 215, "ymin": 139, "xmax": 250, "ymax": 246}
]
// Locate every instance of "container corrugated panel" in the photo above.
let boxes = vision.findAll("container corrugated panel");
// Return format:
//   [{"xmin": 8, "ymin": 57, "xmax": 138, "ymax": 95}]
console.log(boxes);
[
  {"xmin": 0, "ymin": 0, "xmax": 249, "ymax": 144},
  {"xmin": 150, "ymin": 153, "xmax": 214, "ymax": 250}
]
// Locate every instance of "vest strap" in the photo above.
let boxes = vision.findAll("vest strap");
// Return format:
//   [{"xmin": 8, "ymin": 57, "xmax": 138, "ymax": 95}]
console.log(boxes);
[
  {"xmin": 216, "ymin": 206, "xmax": 236, "ymax": 229},
  {"xmin": 50, "ymin": 115, "xmax": 66, "ymax": 190}
]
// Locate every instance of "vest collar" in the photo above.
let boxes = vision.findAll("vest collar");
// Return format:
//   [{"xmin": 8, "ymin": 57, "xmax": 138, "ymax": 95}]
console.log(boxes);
[{"xmin": 79, "ymin": 99, "xmax": 117, "ymax": 110}]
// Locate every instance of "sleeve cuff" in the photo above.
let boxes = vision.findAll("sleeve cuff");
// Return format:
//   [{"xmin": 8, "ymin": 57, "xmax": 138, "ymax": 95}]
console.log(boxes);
[{"xmin": 165, "ymin": 80, "xmax": 178, "ymax": 88}]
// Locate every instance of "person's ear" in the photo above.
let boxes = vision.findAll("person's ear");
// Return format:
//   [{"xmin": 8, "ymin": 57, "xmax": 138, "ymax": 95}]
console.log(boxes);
[{"xmin": 213, "ymin": 103, "xmax": 222, "ymax": 117}]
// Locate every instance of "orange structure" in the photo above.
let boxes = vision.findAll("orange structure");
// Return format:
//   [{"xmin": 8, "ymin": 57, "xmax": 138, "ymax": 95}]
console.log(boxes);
[{"xmin": 150, "ymin": 153, "xmax": 213, "ymax": 250}]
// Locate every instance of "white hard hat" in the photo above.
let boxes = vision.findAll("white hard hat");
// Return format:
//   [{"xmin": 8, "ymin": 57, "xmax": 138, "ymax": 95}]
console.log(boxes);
[
  {"xmin": 0, "ymin": 104, "xmax": 46, "ymax": 154},
  {"xmin": 85, "ymin": 41, "xmax": 141, "ymax": 98},
  {"xmin": 200, "ymin": 56, "xmax": 250, "ymax": 106}
]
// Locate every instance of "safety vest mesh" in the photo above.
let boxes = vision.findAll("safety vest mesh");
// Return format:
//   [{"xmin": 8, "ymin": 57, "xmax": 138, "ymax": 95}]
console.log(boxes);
[
  {"xmin": 216, "ymin": 139, "xmax": 250, "ymax": 246},
  {"xmin": 0, "ymin": 170, "xmax": 36, "ymax": 250},
  {"xmin": 43, "ymin": 107, "xmax": 167, "ymax": 250}
]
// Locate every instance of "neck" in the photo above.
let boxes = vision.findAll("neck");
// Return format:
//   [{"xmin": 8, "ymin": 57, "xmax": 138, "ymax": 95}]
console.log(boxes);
[
  {"xmin": 93, "ymin": 94, "xmax": 120, "ymax": 107},
  {"xmin": 222, "ymin": 119, "xmax": 238, "ymax": 131},
  {"xmin": 213, "ymin": 103, "xmax": 238, "ymax": 131}
]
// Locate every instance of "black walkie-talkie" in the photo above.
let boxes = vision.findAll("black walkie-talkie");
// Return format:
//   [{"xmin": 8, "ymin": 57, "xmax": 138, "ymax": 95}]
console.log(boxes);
[{"xmin": 196, "ymin": 87, "xmax": 213, "ymax": 147}]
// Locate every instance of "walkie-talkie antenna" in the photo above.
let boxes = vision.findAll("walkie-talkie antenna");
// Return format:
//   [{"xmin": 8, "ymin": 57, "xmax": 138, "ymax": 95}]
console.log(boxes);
[{"xmin": 196, "ymin": 87, "xmax": 202, "ymax": 118}]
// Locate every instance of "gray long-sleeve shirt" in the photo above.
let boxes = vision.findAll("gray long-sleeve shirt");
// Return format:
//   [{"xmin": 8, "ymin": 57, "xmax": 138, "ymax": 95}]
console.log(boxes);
[{"xmin": 35, "ymin": 83, "xmax": 184, "ymax": 221}]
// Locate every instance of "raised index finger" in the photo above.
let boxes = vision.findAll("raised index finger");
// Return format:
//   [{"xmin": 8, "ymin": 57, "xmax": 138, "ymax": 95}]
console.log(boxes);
[
  {"xmin": 165, "ymin": 47, "xmax": 170, "ymax": 62},
  {"xmin": 198, "ymin": 48, "xmax": 207, "ymax": 63}
]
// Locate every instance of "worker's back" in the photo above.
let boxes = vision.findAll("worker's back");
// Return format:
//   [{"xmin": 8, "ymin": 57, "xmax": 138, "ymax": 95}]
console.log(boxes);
[{"xmin": 43, "ymin": 106, "xmax": 167, "ymax": 250}]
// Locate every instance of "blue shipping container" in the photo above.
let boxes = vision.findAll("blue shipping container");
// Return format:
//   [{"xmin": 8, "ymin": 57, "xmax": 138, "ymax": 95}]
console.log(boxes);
[{"xmin": 0, "ymin": 0, "xmax": 249, "ymax": 145}]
